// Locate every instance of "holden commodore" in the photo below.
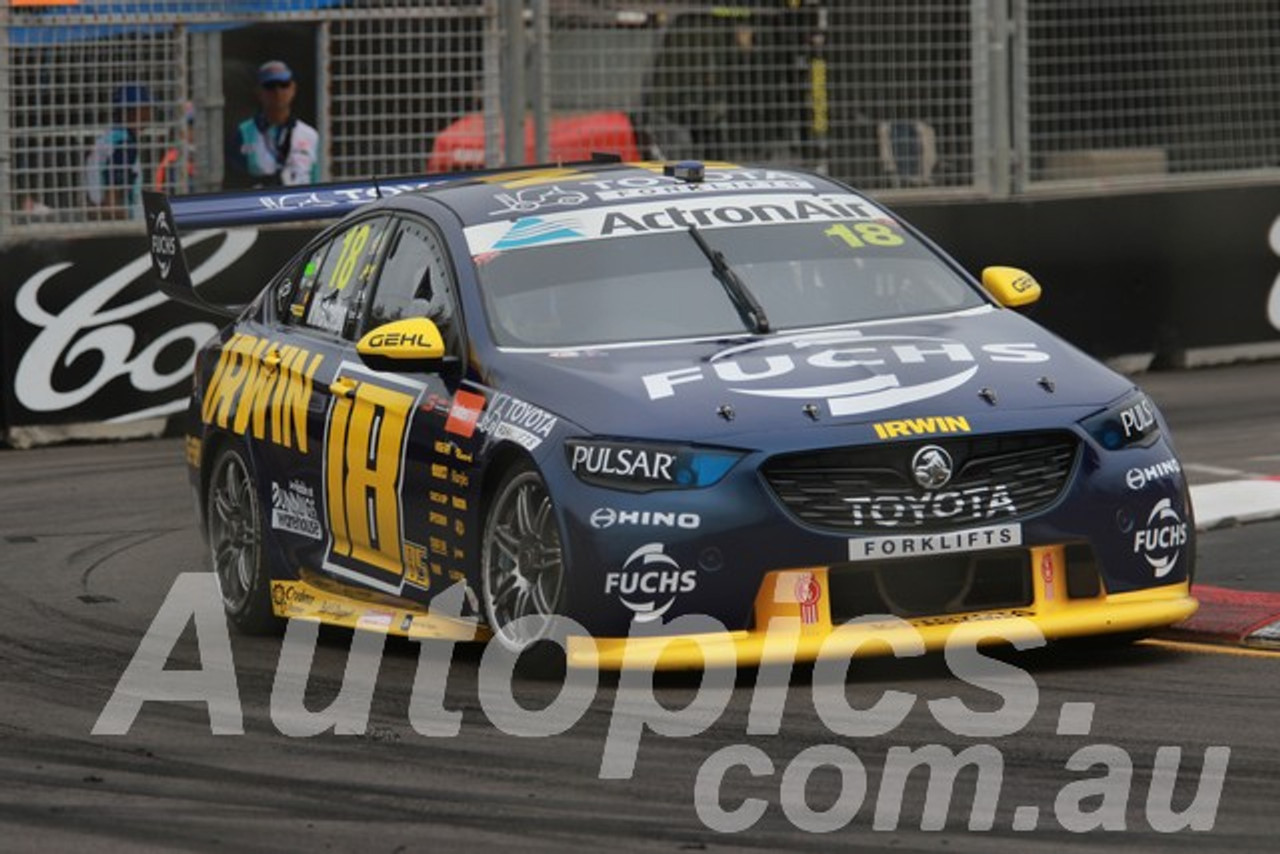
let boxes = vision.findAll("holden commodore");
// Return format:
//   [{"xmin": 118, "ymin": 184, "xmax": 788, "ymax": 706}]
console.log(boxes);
[{"xmin": 143, "ymin": 159, "xmax": 1197, "ymax": 669}]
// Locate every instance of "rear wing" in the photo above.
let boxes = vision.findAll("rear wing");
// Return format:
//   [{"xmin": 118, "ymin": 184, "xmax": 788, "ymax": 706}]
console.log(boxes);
[
  {"xmin": 141, "ymin": 173, "xmax": 466, "ymax": 318},
  {"xmin": 142, "ymin": 155, "xmax": 625, "ymax": 317}
]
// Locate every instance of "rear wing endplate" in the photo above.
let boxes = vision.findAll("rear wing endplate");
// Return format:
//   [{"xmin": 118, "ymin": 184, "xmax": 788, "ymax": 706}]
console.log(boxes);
[{"xmin": 141, "ymin": 173, "xmax": 469, "ymax": 318}]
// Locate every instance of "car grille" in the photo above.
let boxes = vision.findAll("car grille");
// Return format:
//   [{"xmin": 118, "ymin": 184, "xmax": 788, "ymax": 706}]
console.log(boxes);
[{"xmin": 762, "ymin": 432, "xmax": 1078, "ymax": 533}]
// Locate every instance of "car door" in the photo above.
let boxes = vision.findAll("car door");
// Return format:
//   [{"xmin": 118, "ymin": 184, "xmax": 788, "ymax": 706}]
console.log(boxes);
[
  {"xmin": 270, "ymin": 212, "xmax": 414, "ymax": 595},
  {"xmin": 346, "ymin": 214, "xmax": 476, "ymax": 607},
  {"xmin": 312, "ymin": 212, "xmax": 474, "ymax": 606}
]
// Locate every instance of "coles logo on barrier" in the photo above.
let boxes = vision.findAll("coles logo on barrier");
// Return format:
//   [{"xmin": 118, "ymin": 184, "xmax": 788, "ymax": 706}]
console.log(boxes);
[{"xmin": 7, "ymin": 229, "xmax": 258, "ymax": 425}]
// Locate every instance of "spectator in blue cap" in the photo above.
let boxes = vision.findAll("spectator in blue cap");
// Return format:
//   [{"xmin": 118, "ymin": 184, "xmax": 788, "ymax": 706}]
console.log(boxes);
[
  {"xmin": 83, "ymin": 83, "xmax": 154, "ymax": 219},
  {"xmin": 226, "ymin": 60, "xmax": 320, "ymax": 188}
]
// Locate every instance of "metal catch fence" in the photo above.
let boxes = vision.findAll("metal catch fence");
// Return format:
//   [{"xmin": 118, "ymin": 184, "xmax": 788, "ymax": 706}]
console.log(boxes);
[{"xmin": 2, "ymin": 0, "xmax": 1278, "ymax": 237}]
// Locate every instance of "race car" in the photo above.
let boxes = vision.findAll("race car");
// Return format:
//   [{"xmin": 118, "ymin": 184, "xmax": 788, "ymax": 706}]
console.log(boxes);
[{"xmin": 143, "ymin": 158, "xmax": 1197, "ymax": 669}]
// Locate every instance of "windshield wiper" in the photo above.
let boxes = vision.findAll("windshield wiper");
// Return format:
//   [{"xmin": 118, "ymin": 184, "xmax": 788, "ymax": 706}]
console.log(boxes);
[{"xmin": 686, "ymin": 226, "xmax": 771, "ymax": 335}]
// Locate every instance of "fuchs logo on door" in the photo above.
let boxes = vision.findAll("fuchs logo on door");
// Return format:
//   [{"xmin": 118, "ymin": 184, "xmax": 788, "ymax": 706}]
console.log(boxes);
[{"xmin": 641, "ymin": 330, "xmax": 1049, "ymax": 416}]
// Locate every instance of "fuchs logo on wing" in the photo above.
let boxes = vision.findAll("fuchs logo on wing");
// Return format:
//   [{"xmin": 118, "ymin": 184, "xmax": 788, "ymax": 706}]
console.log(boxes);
[
  {"xmin": 1134, "ymin": 498, "xmax": 1188, "ymax": 577},
  {"xmin": 149, "ymin": 209, "xmax": 177, "ymax": 278},
  {"xmin": 843, "ymin": 484, "xmax": 1016, "ymax": 527},
  {"xmin": 604, "ymin": 543, "xmax": 697, "ymax": 623},
  {"xmin": 641, "ymin": 330, "xmax": 1049, "ymax": 417}
]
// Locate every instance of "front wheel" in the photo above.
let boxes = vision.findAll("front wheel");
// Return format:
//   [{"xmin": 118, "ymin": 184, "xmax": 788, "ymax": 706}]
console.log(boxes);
[
  {"xmin": 205, "ymin": 443, "xmax": 276, "ymax": 633},
  {"xmin": 480, "ymin": 463, "xmax": 567, "ymax": 652}
]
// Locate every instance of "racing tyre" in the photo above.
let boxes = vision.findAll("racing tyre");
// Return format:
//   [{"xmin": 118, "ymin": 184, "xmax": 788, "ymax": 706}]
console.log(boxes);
[
  {"xmin": 205, "ymin": 444, "xmax": 276, "ymax": 634},
  {"xmin": 481, "ymin": 462, "xmax": 567, "ymax": 655}
]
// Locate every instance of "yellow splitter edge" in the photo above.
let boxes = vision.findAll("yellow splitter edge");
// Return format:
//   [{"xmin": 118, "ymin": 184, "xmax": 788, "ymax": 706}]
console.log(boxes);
[{"xmin": 271, "ymin": 545, "xmax": 1197, "ymax": 670}]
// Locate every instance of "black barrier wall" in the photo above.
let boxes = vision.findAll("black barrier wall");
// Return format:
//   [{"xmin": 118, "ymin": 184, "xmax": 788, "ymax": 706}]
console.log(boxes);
[
  {"xmin": 0, "ymin": 229, "xmax": 299, "ymax": 443},
  {"xmin": 900, "ymin": 185, "xmax": 1280, "ymax": 366},
  {"xmin": 2, "ymin": 185, "xmax": 1278, "ymax": 442}
]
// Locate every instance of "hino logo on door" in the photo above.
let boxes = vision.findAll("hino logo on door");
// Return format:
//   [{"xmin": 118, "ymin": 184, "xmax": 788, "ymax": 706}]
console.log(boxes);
[{"xmin": 640, "ymin": 330, "xmax": 1049, "ymax": 416}]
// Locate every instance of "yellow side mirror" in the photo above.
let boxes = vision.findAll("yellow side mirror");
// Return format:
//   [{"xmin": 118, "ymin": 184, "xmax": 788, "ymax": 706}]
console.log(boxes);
[
  {"xmin": 981, "ymin": 266, "xmax": 1042, "ymax": 308},
  {"xmin": 356, "ymin": 317, "xmax": 445, "ymax": 361}
]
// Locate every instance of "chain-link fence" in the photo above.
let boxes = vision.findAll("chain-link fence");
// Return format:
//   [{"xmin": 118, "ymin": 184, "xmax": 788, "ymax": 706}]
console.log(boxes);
[{"xmin": 3, "ymin": 0, "xmax": 1279, "ymax": 238}]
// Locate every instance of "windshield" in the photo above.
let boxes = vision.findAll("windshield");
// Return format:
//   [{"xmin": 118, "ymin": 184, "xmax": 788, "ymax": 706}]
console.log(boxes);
[{"xmin": 473, "ymin": 213, "xmax": 985, "ymax": 349}]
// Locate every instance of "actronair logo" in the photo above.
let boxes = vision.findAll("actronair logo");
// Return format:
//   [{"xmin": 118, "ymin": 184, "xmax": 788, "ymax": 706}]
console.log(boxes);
[{"xmin": 464, "ymin": 193, "xmax": 891, "ymax": 254}]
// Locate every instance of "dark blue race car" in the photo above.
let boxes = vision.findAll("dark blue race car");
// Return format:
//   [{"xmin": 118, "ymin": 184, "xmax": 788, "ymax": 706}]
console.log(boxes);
[{"xmin": 144, "ymin": 160, "xmax": 1197, "ymax": 669}]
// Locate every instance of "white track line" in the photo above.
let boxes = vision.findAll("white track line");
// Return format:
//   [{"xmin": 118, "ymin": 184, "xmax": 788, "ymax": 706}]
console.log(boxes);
[{"xmin": 1190, "ymin": 479, "xmax": 1280, "ymax": 530}]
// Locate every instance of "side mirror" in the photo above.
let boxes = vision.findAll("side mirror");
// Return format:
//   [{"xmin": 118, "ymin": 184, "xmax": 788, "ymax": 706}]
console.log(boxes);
[
  {"xmin": 981, "ymin": 266, "xmax": 1042, "ymax": 308},
  {"xmin": 356, "ymin": 317, "xmax": 445, "ymax": 362}
]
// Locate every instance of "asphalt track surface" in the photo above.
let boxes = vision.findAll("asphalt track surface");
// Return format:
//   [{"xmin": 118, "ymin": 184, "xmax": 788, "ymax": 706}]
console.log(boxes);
[{"xmin": 1, "ymin": 361, "xmax": 1278, "ymax": 852}]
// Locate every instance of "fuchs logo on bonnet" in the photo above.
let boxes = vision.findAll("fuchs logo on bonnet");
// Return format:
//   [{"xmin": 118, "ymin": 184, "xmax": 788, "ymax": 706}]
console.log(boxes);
[{"xmin": 641, "ymin": 330, "xmax": 1049, "ymax": 416}]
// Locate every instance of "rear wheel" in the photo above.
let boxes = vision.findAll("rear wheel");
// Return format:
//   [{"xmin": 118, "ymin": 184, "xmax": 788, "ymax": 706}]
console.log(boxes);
[
  {"xmin": 480, "ymin": 463, "xmax": 566, "ymax": 652},
  {"xmin": 205, "ymin": 444, "xmax": 276, "ymax": 633}
]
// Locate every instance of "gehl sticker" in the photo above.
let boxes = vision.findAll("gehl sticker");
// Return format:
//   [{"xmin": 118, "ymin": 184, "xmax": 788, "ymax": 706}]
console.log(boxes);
[{"xmin": 202, "ymin": 334, "xmax": 323, "ymax": 452}]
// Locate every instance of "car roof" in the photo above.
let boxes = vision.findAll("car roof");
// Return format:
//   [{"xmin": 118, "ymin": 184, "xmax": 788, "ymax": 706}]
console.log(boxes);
[{"xmin": 407, "ymin": 161, "xmax": 859, "ymax": 228}]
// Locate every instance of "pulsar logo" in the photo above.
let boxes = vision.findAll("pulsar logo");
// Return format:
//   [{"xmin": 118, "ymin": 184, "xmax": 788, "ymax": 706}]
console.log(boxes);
[
  {"xmin": 641, "ymin": 330, "xmax": 1049, "ymax": 416},
  {"xmin": 13, "ymin": 229, "xmax": 253, "ymax": 416},
  {"xmin": 492, "ymin": 216, "xmax": 584, "ymax": 249},
  {"xmin": 911, "ymin": 445, "xmax": 954, "ymax": 489},
  {"xmin": 490, "ymin": 185, "xmax": 588, "ymax": 215},
  {"xmin": 603, "ymin": 543, "xmax": 697, "ymax": 623},
  {"xmin": 1133, "ymin": 498, "xmax": 1188, "ymax": 578}
]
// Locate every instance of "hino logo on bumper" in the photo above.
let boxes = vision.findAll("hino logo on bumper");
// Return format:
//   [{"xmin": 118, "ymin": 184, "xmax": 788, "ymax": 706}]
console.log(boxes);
[{"xmin": 590, "ymin": 508, "xmax": 701, "ymax": 529}]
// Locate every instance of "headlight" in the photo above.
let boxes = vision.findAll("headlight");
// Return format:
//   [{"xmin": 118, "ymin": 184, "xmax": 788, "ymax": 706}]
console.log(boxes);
[
  {"xmin": 1080, "ymin": 390, "xmax": 1162, "ymax": 450},
  {"xmin": 565, "ymin": 439, "xmax": 742, "ymax": 492}
]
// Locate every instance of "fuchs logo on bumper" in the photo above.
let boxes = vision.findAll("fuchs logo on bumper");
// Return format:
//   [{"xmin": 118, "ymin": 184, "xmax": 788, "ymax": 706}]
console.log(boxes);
[
  {"xmin": 1134, "ymin": 498, "xmax": 1188, "ymax": 578},
  {"xmin": 605, "ymin": 543, "xmax": 698, "ymax": 623},
  {"xmin": 843, "ymin": 484, "xmax": 1016, "ymax": 528},
  {"xmin": 641, "ymin": 331, "xmax": 1049, "ymax": 417}
]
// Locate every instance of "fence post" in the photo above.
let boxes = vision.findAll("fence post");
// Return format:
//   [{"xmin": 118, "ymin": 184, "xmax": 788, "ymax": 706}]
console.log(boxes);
[
  {"xmin": 982, "ymin": 0, "xmax": 1013, "ymax": 198},
  {"xmin": 483, "ymin": 0, "xmax": 502, "ymax": 167},
  {"xmin": 1010, "ymin": 0, "xmax": 1029, "ymax": 194},
  {"xmin": 0, "ymin": 4, "xmax": 11, "ymax": 236},
  {"xmin": 316, "ymin": 20, "xmax": 330, "ymax": 183},
  {"xmin": 191, "ymin": 30, "xmax": 223, "ymax": 192},
  {"xmin": 530, "ymin": 0, "xmax": 548, "ymax": 164},
  {"xmin": 501, "ymin": 0, "xmax": 526, "ymax": 167}
]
